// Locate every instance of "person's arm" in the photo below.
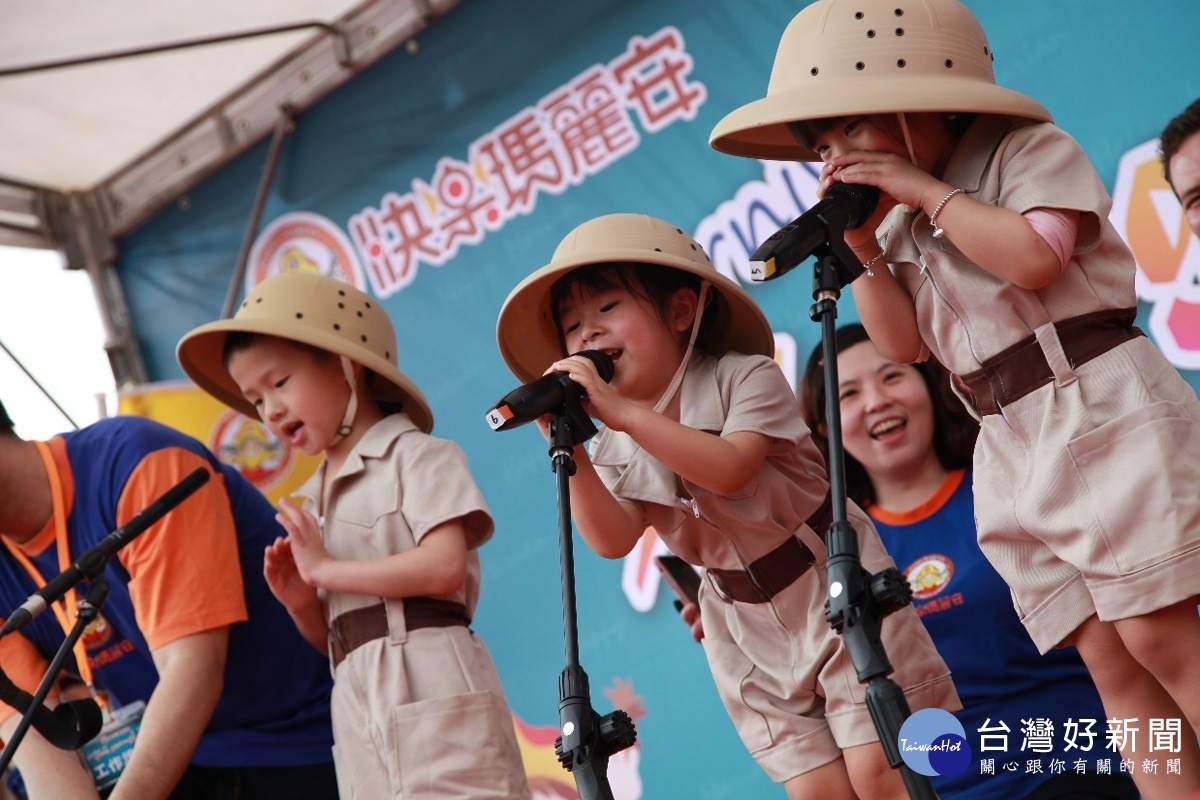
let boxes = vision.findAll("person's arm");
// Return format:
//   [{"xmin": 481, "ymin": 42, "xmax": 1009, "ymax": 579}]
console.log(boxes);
[
  {"xmin": 549, "ymin": 354, "xmax": 772, "ymax": 496},
  {"xmin": 617, "ymin": 405, "xmax": 771, "ymax": 496},
  {"xmin": 0, "ymin": 706, "xmax": 100, "ymax": 799},
  {"xmin": 849, "ymin": 263, "xmax": 926, "ymax": 364},
  {"xmin": 263, "ymin": 536, "xmax": 329, "ymax": 652},
  {"xmin": 828, "ymin": 150, "xmax": 1063, "ymax": 290},
  {"xmin": 565, "ymin": 448, "xmax": 651, "ymax": 559},
  {"xmin": 277, "ymin": 500, "xmax": 471, "ymax": 599},
  {"xmin": 910, "ymin": 180, "xmax": 1063, "ymax": 290},
  {"xmin": 107, "ymin": 628, "xmax": 227, "ymax": 800}
]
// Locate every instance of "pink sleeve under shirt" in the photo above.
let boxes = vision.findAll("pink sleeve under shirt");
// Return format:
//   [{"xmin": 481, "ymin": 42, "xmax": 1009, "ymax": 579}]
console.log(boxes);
[{"xmin": 1023, "ymin": 206, "xmax": 1080, "ymax": 272}]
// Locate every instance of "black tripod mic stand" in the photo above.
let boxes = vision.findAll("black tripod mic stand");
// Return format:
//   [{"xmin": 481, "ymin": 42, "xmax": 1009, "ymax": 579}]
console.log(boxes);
[
  {"xmin": 808, "ymin": 234, "xmax": 938, "ymax": 800},
  {"xmin": 546, "ymin": 399, "xmax": 637, "ymax": 800}
]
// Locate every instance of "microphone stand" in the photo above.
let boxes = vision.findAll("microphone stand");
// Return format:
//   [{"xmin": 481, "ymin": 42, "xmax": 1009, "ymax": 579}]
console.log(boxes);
[
  {"xmin": 808, "ymin": 234, "xmax": 938, "ymax": 800},
  {"xmin": 548, "ymin": 398, "xmax": 637, "ymax": 800},
  {"xmin": 0, "ymin": 577, "xmax": 108, "ymax": 774}
]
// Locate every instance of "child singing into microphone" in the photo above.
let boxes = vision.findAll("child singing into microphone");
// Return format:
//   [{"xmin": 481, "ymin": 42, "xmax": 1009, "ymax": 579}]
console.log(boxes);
[
  {"xmin": 178, "ymin": 272, "xmax": 530, "ymax": 799},
  {"xmin": 711, "ymin": 1, "xmax": 1200, "ymax": 795},
  {"xmin": 496, "ymin": 212, "xmax": 958, "ymax": 799}
]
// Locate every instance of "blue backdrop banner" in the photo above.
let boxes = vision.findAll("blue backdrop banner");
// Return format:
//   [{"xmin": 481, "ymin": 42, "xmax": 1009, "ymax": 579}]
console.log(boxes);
[{"xmin": 114, "ymin": 1, "xmax": 1200, "ymax": 796}]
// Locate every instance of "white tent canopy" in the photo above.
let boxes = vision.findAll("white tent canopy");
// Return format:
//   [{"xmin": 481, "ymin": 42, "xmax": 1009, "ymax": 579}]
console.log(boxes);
[{"xmin": 0, "ymin": 0, "xmax": 461, "ymax": 384}]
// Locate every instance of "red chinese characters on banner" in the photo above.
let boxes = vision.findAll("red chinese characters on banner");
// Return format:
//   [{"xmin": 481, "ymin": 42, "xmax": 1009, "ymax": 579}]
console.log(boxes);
[
  {"xmin": 348, "ymin": 25, "xmax": 706, "ymax": 298},
  {"xmin": 611, "ymin": 28, "xmax": 707, "ymax": 133},
  {"xmin": 413, "ymin": 157, "xmax": 504, "ymax": 257},
  {"xmin": 473, "ymin": 109, "xmax": 568, "ymax": 216},
  {"xmin": 543, "ymin": 67, "xmax": 640, "ymax": 185},
  {"xmin": 348, "ymin": 192, "xmax": 439, "ymax": 296}
]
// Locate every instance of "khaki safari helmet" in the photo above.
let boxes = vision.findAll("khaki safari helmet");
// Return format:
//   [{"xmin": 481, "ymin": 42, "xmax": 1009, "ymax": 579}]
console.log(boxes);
[
  {"xmin": 496, "ymin": 213, "xmax": 775, "ymax": 384},
  {"xmin": 177, "ymin": 271, "xmax": 434, "ymax": 433},
  {"xmin": 710, "ymin": 0, "xmax": 1053, "ymax": 161}
]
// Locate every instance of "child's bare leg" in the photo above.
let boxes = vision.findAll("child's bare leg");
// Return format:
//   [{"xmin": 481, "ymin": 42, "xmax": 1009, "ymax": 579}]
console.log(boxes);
[
  {"xmin": 785, "ymin": 756, "xmax": 861, "ymax": 800},
  {"xmin": 1070, "ymin": 614, "xmax": 1200, "ymax": 799},
  {"xmin": 1111, "ymin": 599, "xmax": 1200, "ymax": 732},
  {"xmin": 842, "ymin": 741, "xmax": 913, "ymax": 800}
]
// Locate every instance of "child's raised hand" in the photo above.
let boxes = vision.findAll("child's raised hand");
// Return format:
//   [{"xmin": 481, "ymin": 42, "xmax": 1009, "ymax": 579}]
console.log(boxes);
[
  {"xmin": 275, "ymin": 497, "xmax": 332, "ymax": 586},
  {"xmin": 263, "ymin": 535, "xmax": 320, "ymax": 612},
  {"xmin": 821, "ymin": 153, "xmax": 945, "ymax": 242},
  {"xmin": 549, "ymin": 353, "xmax": 634, "ymax": 431}
]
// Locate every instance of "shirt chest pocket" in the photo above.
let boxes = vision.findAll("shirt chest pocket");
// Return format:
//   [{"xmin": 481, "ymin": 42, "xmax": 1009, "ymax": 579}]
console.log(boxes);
[{"xmin": 328, "ymin": 485, "xmax": 401, "ymax": 534}]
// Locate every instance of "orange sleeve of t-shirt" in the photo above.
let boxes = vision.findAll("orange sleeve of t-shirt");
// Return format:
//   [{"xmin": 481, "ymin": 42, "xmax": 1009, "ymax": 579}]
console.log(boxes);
[
  {"xmin": 116, "ymin": 448, "xmax": 249, "ymax": 651},
  {"xmin": 0, "ymin": 633, "xmax": 54, "ymax": 725}
]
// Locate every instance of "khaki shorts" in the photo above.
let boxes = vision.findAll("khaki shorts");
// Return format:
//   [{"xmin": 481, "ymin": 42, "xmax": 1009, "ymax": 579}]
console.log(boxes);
[
  {"xmin": 974, "ymin": 336, "xmax": 1200, "ymax": 653},
  {"xmin": 329, "ymin": 625, "xmax": 531, "ymax": 799},
  {"xmin": 699, "ymin": 503, "xmax": 960, "ymax": 783}
]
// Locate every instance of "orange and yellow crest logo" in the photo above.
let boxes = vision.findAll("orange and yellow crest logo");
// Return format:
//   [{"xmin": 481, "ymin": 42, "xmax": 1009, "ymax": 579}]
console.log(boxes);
[
  {"xmin": 903, "ymin": 554, "xmax": 954, "ymax": 601},
  {"xmin": 209, "ymin": 410, "xmax": 294, "ymax": 492},
  {"xmin": 246, "ymin": 211, "xmax": 366, "ymax": 293}
]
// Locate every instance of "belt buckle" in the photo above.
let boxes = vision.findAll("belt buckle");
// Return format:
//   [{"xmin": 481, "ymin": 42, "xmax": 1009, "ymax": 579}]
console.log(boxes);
[{"xmin": 706, "ymin": 570, "xmax": 733, "ymax": 603}]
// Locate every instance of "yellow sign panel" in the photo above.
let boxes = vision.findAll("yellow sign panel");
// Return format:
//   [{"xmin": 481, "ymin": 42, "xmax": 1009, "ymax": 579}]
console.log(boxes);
[{"xmin": 117, "ymin": 381, "xmax": 320, "ymax": 504}]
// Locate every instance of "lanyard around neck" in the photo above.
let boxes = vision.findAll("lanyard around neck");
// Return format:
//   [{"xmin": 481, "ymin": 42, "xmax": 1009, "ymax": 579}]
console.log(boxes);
[{"xmin": 0, "ymin": 440, "xmax": 95, "ymax": 687}]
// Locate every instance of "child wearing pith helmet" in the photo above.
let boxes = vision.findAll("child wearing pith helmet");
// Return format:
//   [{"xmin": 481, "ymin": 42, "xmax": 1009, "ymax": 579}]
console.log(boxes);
[
  {"xmin": 712, "ymin": 1, "xmax": 1200, "ymax": 795},
  {"xmin": 177, "ymin": 271, "xmax": 531, "ymax": 799},
  {"xmin": 496, "ymin": 212, "xmax": 959, "ymax": 798}
]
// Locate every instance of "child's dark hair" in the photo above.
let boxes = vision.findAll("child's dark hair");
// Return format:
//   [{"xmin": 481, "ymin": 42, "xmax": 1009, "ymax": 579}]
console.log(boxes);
[
  {"xmin": 798, "ymin": 323, "xmax": 978, "ymax": 507},
  {"xmin": 786, "ymin": 113, "xmax": 976, "ymax": 153},
  {"xmin": 548, "ymin": 262, "xmax": 716, "ymax": 353},
  {"xmin": 1160, "ymin": 97, "xmax": 1200, "ymax": 190},
  {"xmin": 0, "ymin": 399, "xmax": 15, "ymax": 437},
  {"xmin": 221, "ymin": 332, "xmax": 323, "ymax": 369},
  {"xmin": 221, "ymin": 332, "xmax": 401, "ymax": 414}
]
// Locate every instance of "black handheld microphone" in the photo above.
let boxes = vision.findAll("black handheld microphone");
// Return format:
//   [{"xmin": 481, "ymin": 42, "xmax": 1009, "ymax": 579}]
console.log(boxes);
[
  {"xmin": 749, "ymin": 183, "xmax": 879, "ymax": 282},
  {"xmin": 485, "ymin": 350, "xmax": 615, "ymax": 432},
  {"xmin": 0, "ymin": 467, "xmax": 211, "ymax": 637}
]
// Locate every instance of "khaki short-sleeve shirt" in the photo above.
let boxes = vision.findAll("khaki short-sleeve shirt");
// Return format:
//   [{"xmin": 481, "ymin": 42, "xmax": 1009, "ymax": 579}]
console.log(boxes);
[
  {"xmin": 590, "ymin": 351, "xmax": 830, "ymax": 569},
  {"xmin": 878, "ymin": 116, "xmax": 1137, "ymax": 375},
  {"xmin": 297, "ymin": 413, "xmax": 493, "ymax": 624}
]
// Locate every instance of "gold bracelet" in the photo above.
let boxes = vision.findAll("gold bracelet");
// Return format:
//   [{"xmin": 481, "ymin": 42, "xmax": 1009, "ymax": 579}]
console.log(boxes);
[
  {"xmin": 929, "ymin": 188, "xmax": 964, "ymax": 239},
  {"xmin": 861, "ymin": 250, "xmax": 885, "ymax": 277}
]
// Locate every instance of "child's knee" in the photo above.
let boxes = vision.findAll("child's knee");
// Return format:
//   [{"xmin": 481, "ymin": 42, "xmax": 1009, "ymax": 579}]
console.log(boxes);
[
  {"xmin": 1114, "ymin": 602, "xmax": 1200, "ymax": 677},
  {"xmin": 842, "ymin": 742, "xmax": 908, "ymax": 800}
]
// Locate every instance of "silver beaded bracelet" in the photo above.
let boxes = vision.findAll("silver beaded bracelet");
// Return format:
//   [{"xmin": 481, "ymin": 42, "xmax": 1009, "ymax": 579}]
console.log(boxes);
[
  {"xmin": 929, "ymin": 188, "xmax": 965, "ymax": 239},
  {"xmin": 861, "ymin": 250, "xmax": 885, "ymax": 277}
]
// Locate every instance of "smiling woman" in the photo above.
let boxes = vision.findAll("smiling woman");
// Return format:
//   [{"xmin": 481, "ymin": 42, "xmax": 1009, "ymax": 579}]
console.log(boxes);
[
  {"xmin": 0, "ymin": 245, "xmax": 116, "ymax": 439},
  {"xmin": 799, "ymin": 323, "xmax": 1141, "ymax": 800}
]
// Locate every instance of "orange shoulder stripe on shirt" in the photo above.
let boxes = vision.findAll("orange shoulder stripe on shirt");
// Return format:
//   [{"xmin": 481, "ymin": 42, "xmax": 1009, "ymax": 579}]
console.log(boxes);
[{"xmin": 116, "ymin": 448, "xmax": 249, "ymax": 650}]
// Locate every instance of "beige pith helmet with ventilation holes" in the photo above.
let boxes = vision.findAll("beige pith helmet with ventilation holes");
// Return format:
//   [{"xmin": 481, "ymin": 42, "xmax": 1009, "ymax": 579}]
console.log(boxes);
[
  {"xmin": 496, "ymin": 213, "xmax": 774, "ymax": 384},
  {"xmin": 710, "ymin": 0, "xmax": 1053, "ymax": 162},
  {"xmin": 177, "ymin": 271, "xmax": 433, "ymax": 433}
]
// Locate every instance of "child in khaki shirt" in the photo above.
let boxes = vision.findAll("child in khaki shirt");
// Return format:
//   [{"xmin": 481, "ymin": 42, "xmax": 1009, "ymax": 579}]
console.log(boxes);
[
  {"xmin": 179, "ymin": 271, "xmax": 530, "ymax": 799},
  {"xmin": 496, "ymin": 212, "xmax": 958, "ymax": 799},
  {"xmin": 711, "ymin": 1, "xmax": 1200, "ymax": 795}
]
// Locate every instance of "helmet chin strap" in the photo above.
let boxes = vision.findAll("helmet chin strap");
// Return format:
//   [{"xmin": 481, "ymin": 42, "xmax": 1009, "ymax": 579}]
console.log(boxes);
[
  {"xmin": 898, "ymin": 112, "xmax": 919, "ymax": 166},
  {"xmin": 652, "ymin": 281, "xmax": 711, "ymax": 415},
  {"xmin": 327, "ymin": 355, "xmax": 359, "ymax": 448}
]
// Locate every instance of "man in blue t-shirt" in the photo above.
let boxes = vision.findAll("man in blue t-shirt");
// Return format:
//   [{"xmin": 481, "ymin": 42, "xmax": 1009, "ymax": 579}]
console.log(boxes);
[{"xmin": 0, "ymin": 399, "xmax": 337, "ymax": 799}]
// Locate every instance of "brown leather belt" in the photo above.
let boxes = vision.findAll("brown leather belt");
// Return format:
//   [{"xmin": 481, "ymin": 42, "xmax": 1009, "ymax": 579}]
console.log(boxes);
[
  {"xmin": 953, "ymin": 308, "xmax": 1144, "ymax": 416},
  {"xmin": 705, "ymin": 493, "xmax": 831, "ymax": 604},
  {"xmin": 329, "ymin": 598, "xmax": 471, "ymax": 668}
]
